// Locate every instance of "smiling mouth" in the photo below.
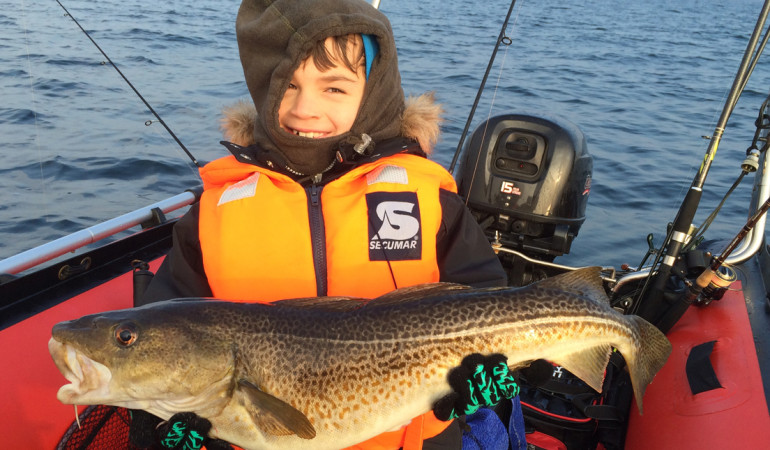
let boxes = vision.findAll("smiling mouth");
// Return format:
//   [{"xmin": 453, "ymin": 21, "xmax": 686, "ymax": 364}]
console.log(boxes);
[{"xmin": 288, "ymin": 128, "xmax": 328, "ymax": 139}]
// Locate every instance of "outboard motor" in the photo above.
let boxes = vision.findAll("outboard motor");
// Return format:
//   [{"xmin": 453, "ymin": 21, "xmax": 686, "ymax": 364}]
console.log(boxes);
[{"xmin": 456, "ymin": 113, "xmax": 592, "ymax": 285}]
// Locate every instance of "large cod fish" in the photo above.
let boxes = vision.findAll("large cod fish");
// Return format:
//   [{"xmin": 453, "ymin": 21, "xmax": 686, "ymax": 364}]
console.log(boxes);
[{"xmin": 49, "ymin": 267, "xmax": 671, "ymax": 450}]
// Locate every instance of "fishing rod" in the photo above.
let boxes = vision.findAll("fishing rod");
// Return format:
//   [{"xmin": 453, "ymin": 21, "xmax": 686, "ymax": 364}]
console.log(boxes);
[
  {"xmin": 54, "ymin": 0, "xmax": 201, "ymax": 168},
  {"xmin": 635, "ymin": 0, "xmax": 770, "ymax": 327},
  {"xmin": 447, "ymin": 0, "xmax": 518, "ymax": 174},
  {"xmin": 684, "ymin": 94, "xmax": 770, "ymax": 251},
  {"xmin": 709, "ymin": 197, "xmax": 770, "ymax": 274},
  {"xmin": 663, "ymin": 97, "xmax": 770, "ymax": 313},
  {"xmin": 653, "ymin": 196, "xmax": 770, "ymax": 332}
]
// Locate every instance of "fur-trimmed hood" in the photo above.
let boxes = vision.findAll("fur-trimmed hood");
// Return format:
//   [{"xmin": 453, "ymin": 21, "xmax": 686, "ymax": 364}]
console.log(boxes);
[
  {"xmin": 236, "ymin": 0, "xmax": 413, "ymax": 177},
  {"xmin": 220, "ymin": 92, "xmax": 443, "ymax": 156}
]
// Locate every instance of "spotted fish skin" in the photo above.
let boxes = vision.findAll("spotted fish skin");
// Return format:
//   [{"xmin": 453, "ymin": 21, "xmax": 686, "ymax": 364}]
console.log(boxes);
[{"xmin": 48, "ymin": 267, "xmax": 671, "ymax": 450}]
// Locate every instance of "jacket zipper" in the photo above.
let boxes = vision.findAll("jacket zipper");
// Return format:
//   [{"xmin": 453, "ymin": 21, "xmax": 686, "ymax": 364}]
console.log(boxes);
[{"xmin": 307, "ymin": 184, "xmax": 328, "ymax": 296}]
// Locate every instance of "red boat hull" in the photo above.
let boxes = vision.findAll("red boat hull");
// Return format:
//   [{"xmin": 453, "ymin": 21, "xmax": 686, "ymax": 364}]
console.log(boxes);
[
  {"xmin": 0, "ymin": 260, "xmax": 162, "ymax": 448},
  {"xmin": 626, "ymin": 282, "xmax": 770, "ymax": 448}
]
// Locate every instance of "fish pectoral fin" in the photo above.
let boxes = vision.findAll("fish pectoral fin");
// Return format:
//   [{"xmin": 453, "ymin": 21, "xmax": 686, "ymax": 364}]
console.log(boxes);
[
  {"xmin": 550, "ymin": 344, "xmax": 613, "ymax": 393},
  {"xmin": 237, "ymin": 379, "xmax": 316, "ymax": 439}
]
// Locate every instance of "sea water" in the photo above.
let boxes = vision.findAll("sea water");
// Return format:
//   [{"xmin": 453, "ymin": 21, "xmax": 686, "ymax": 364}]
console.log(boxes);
[{"xmin": 1, "ymin": 0, "xmax": 768, "ymax": 269}]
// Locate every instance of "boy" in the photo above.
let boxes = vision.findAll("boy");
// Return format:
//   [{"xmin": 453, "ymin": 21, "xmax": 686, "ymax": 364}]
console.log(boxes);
[{"xmin": 139, "ymin": 0, "xmax": 519, "ymax": 448}]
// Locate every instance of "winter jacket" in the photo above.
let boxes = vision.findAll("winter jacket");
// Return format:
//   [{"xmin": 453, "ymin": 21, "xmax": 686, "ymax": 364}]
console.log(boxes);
[{"xmin": 142, "ymin": 94, "xmax": 506, "ymax": 302}]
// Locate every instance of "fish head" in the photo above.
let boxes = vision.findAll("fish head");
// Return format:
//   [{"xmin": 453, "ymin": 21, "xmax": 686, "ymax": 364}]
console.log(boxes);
[{"xmin": 48, "ymin": 301, "xmax": 236, "ymax": 418}]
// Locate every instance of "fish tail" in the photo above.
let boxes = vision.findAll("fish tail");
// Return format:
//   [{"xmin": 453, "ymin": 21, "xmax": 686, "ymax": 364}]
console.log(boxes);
[{"xmin": 625, "ymin": 315, "xmax": 672, "ymax": 414}]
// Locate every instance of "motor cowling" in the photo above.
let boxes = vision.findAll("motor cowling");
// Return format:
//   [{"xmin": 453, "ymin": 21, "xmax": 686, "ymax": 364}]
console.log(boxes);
[{"xmin": 456, "ymin": 113, "xmax": 592, "ymax": 260}]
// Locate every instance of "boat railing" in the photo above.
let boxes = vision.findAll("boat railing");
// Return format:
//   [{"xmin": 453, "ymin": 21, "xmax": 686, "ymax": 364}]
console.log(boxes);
[
  {"xmin": 727, "ymin": 146, "xmax": 770, "ymax": 264},
  {"xmin": 0, "ymin": 188, "xmax": 201, "ymax": 276}
]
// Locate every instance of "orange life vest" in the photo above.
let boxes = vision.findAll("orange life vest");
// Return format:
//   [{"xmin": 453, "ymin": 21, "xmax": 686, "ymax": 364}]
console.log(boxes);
[
  {"xmin": 197, "ymin": 153, "xmax": 458, "ymax": 447},
  {"xmin": 198, "ymin": 153, "xmax": 458, "ymax": 301}
]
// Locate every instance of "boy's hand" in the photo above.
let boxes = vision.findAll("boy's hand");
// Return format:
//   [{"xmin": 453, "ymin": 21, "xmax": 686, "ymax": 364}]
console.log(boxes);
[
  {"xmin": 156, "ymin": 412, "xmax": 212, "ymax": 450},
  {"xmin": 432, "ymin": 353, "xmax": 520, "ymax": 421},
  {"xmin": 129, "ymin": 410, "xmax": 233, "ymax": 450}
]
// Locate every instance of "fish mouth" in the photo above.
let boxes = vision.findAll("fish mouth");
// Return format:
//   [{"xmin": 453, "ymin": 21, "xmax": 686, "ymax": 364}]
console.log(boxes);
[{"xmin": 48, "ymin": 337, "xmax": 113, "ymax": 405}]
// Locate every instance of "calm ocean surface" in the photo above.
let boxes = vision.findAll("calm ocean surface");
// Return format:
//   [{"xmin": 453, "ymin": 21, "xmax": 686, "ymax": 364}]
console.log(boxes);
[{"xmin": 1, "ymin": 0, "xmax": 768, "ymax": 269}]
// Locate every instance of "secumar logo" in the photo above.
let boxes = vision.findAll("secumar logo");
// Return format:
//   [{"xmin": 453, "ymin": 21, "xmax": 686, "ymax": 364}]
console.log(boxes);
[{"xmin": 366, "ymin": 192, "xmax": 422, "ymax": 261}]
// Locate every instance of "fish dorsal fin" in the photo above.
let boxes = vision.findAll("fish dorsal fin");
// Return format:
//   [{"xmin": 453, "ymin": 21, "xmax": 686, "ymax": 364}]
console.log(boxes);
[
  {"xmin": 531, "ymin": 267, "xmax": 608, "ymax": 304},
  {"xmin": 366, "ymin": 282, "xmax": 471, "ymax": 307},
  {"xmin": 271, "ymin": 296, "xmax": 368, "ymax": 312},
  {"xmin": 271, "ymin": 284, "xmax": 471, "ymax": 312},
  {"xmin": 236, "ymin": 379, "xmax": 316, "ymax": 439},
  {"xmin": 549, "ymin": 344, "xmax": 613, "ymax": 393}
]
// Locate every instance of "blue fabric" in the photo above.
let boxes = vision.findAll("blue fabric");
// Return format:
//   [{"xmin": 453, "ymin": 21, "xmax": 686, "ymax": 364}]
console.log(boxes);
[
  {"xmin": 461, "ymin": 398, "xmax": 527, "ymax": 450},
  {"xmin": 462, "ymin": 408, "xmax": 508, "ymax": 450},
  {"xmin": 508, "ymin": 397, "xmax": 527, "ymax": 450},
  {"xmin": 361, "ymin": 34, "xmax": 379, "ymax": 80}
]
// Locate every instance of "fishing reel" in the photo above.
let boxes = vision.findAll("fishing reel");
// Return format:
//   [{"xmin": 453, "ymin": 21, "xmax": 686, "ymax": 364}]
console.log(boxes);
[{"xmin": 691, "ymin": 263, "xmax": 737, "ymax": 306}]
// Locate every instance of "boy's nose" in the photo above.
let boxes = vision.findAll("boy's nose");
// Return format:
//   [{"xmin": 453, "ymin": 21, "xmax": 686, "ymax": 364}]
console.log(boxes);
[{"xmin": 288, "ymin": 91, "xmax": 319, "ymax": 119}]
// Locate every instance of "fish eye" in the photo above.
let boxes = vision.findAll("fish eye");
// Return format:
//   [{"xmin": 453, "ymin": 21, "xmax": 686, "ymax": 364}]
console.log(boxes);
[{"xmin": 114, "ymin": 323, "xmax": 138, "ymax": 347}]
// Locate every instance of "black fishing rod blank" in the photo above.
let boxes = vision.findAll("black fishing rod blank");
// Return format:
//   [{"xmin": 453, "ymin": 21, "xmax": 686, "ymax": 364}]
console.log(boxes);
[
  {"xmin": 636, "ymin": 0, "xmax": 770, "ymax": 327},
  {"xmin": 54, "ymin": 0, "xmax": 201, "ymax": 167}
]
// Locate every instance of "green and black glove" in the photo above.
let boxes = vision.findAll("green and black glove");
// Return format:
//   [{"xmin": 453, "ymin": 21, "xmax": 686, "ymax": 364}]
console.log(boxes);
[
  {"xmin": 432, "ymin": 353, "xmax": 520, "ymax": 421},
  {"xmin": 129, "ymin": 409, "xmax": 233, "ymax": 450}
]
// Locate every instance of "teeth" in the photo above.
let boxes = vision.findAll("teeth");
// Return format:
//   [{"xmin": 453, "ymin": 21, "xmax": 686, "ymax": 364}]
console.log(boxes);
[{"xmin": 293, "ymin": 130, "xmax": 325, "ymax": 139}]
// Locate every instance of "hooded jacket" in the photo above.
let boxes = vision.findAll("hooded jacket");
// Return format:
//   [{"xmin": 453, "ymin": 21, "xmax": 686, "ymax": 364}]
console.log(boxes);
[
  {"xmin": 141, "ymin": 0, "xmax": 507, "ymax": 303},
  {"xmin": 235, "ymin": 0, "xmax": 407, "ymax": 178},
  {"xmin": 142, "ymin": 0, "xmax": 507, "ymax": 447}
]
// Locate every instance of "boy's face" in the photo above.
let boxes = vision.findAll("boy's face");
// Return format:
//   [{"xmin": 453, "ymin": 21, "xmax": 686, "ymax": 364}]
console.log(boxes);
[{"xmin": 278, "ymin": 37, "xmax": 366, "ymax": 139}]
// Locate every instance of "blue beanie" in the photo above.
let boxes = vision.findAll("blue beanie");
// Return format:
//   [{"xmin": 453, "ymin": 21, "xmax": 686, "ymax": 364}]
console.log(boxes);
[{"xmin": 361, "ymin": 34, "xmax": 379, "ymax": 80}]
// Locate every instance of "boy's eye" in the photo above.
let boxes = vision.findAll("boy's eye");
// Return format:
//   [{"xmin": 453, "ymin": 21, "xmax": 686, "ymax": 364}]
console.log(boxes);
[
  {"xmin": 327, "ymin": 87, "xmax": 345, "ymax": 94},
  {"xmin": 287, "ymin": 82, "xmax": 297, "ymax": 90}
]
